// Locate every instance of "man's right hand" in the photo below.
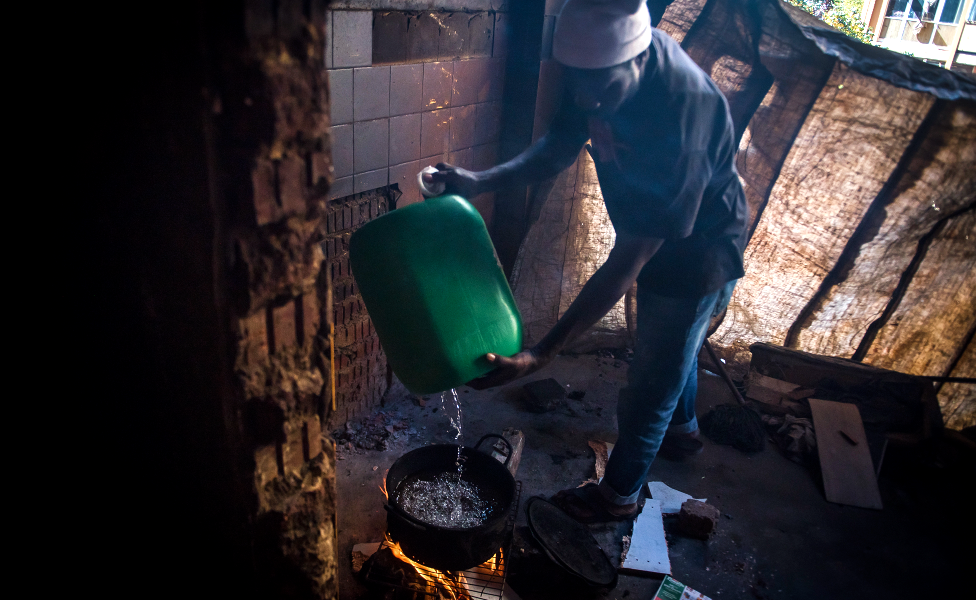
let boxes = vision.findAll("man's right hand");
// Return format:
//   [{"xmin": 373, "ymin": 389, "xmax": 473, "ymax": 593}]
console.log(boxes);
[
  {"xmin": 423, "ymin": 162, "xmax": 483, "ymax": 199},
  {"xmin": 466, "ymin": 350, "xmax": 550, "ymax": 390}
]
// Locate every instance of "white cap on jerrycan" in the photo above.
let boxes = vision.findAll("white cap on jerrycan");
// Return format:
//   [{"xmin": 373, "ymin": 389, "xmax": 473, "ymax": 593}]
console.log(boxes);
[{"xmin": 417, "ymin": 166, "xmax": 446, "ymax": 198}]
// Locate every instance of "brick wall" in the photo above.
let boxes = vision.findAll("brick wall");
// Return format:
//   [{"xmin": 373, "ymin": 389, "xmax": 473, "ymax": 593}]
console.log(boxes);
[{"xmin": 322, "ymin": 189, "xmax": 394, "ymax": 429}]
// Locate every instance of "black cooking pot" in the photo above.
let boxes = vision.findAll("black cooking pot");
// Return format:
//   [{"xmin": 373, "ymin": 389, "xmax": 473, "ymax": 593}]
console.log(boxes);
[{"xmin": 384, "ymin": 434, "xmax": 516, "ymax": 572}]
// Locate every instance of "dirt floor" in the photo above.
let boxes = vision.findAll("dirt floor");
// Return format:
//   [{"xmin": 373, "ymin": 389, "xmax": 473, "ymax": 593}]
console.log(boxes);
[{"xmin": 334, "ymin": 352, "xmax": 970, "ymax": 599}]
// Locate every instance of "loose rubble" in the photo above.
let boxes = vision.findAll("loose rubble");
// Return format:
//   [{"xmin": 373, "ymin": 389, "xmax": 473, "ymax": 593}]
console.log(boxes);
[{"xmin": 332, "ymin": 410, "xmax": 416, "ymax": 458}]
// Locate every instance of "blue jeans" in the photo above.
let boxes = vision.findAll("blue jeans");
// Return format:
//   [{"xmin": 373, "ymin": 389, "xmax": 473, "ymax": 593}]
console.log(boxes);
[{"xmin": 598, "ymin": 279, "xmax": 736, "ymax": 505}]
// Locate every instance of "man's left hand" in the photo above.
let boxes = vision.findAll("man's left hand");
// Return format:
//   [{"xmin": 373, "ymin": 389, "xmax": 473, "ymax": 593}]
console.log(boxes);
[{"xmin": 466, "ymin": 350, "xmax": 549, "ymax": 390}]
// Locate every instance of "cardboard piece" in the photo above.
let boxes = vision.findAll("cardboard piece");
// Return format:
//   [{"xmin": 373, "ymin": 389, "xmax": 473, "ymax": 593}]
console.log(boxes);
[
  {"xmin": 619, "ymin": 499, "xmax": 671, "ymax": 576},
  {"xmin": 809, "ymin": 399, "xmax": 883, "ymax": 510},
  {"xmin": 647, "ymin": 481, "xmax": 705, "ymax": 515},
  {"xmin": 654, "ymin": 575, "xmax": 713, "ymax": 600}
]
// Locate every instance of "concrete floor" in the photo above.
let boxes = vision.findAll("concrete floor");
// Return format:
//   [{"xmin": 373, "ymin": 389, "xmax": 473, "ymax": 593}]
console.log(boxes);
[{"xmin": 335, "ymin": 353, "xmax": 969, "ymax": 599}]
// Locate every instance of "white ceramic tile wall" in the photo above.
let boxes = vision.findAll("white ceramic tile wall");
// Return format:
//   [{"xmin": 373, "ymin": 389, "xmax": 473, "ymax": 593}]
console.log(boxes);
[
  {"xmin": 354, "ymin": 118, "xmax": 389, "ymax": 173},
  {"xmin": 450, "ymin": 104, "xmax": 477, "ymax": 151},
  {"xmin": 391, "ymin": 64, "xmax": 424, "ymax": 116},
  {"xmin": 452, "ymin": 59, "xmax": 487, "ymax": 106},
  {"xmin": 330, "ymin": 176, "xmax": 353, "ymax": 200},
  {"xmin": 354, "ymin": 66, "xmax": 391, "ymax": 122},
  {"xmin": 423, "ymin": 62, "xmax": 454, "ymax": 111},
  {"xmin": 389, "ymin": 113, "xmax": 422, "ymax": 165},
  {"xmin": 474, "ymin": 101, "xmax": 503, "ymax": 146},
  {"xmin": 324, "ymin": 10, "xmax": 333, "ymax": 69},
  {"xmin": 354, "ymin": 167, "xmax": 389, "ymax": 193},
  {"xmin": 326, "ymin": 10, "xmax": 508, "ymax": 200},
  {"xmin": 389, "ymin": 160, "xmax": 423, "ymax": 207},
  {"xmin": 330, "ymin": 69, "xmax": 354, "ymax": 125},
  {"xmin": 333, "ymin": 11, "xmax": 372, "ymax": 68},
  {"xmin": 420, "ymin": 109, "xmax": 451, "ymax": 158},
  {"xmin": 331, "ymin": 124, "xmax": 354, "ymax": 178}
]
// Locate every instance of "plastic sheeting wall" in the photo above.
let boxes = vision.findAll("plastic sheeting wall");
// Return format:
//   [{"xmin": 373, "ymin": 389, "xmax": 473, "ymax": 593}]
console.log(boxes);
[{"xmin": 510, "ymin": 0, "xmax": 975, "ymax": 429}]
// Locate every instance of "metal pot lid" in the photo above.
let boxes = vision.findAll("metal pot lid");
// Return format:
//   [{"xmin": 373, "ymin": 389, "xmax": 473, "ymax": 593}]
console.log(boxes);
[{"xmin": 526, "ymin": 497, "xmax": 617, "ymax": 588}]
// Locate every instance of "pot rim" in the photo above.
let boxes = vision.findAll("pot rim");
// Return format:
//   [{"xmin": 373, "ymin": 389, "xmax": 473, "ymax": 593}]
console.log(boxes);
[{"xmin": 386, "ymin": 442, "xmax": 516, "ymax": 532}]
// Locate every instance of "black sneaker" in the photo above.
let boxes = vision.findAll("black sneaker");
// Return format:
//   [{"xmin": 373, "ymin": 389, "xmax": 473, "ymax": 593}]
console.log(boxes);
[{"xmin": 658, "ymin": 430, "xmax": 704, "ymax": 461}]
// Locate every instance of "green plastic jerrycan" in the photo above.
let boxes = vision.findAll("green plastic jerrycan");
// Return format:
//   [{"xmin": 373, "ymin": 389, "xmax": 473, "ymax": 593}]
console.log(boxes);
[{"xmin": 348, "ymin": 194, "xmax": 523, "ymax": 395}]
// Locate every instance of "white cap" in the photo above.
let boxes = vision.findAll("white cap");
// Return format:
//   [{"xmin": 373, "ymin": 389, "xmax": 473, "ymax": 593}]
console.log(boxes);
[
  {"xmin": 553, "ymin": 0, "xmax": 654, "ymax": 69},
  {"xmin": 417, "ymin": 166, "xmax": 445, "ymax": 198}
]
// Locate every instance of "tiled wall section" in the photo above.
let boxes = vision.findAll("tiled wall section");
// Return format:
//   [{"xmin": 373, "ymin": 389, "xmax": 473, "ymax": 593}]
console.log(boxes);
[{"xmin": 325, "ymin": 9, "xmax": 505, "ymax": 219}]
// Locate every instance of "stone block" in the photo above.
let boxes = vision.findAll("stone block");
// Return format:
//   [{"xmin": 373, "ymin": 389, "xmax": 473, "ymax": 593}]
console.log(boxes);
[
  {"xmin": 278, "ymin": 154, "xmax": 306, "ymax": 215},
  {"xmin": 421, "ymin": 109, "xmax": 451, "ymax": 158},
  {"xmin": 677, "ymin": 499, "xmax": 721, "ymax": 539},
  {"xmin": 353, "ymin": 118, "xmax": 389, "ymax": 173},
  {"xmin": 307, "ymin": 416, "xmax": 323, "ymax": 460},
  {"xmin": 450, "ymin": 104, "xmax": 477, "ymax": 151},
  {"xmin": 329, "ymin": 69, "xmax": 354, "ymax": 125},
  {"xmin": 302, "ymin": 292, "xmax": 321, "ymax": 345},
  {"xmin": 353, "ymin": 66, "xmax": 390, "ymax": 122},
  {"xmin": 273, "ymin": 300, "xmax": 298, "ymax": 351},
  {"xmin": 282, "ymin": 418, "xmax": 305, "ymax": 476},
  {"xmin": 330, "ymin": 124, "xmax": 354, "ymax": 178},
  {"xmin": 333, "ymin": 10, "xmax": 372, "ymax": 68},
  {"xmin": 390, "ymin": 63, "xmax": 423, "ymax": 116},
  {"xmin": 354, "ymin": 168, "xmax": 388, "ymax": 193},
  {"xmin": 389, "ymin": 113, "xmax": 422, "ymax": 165},
  {"xmin": 423, "ymin": 61, "xmax": 454, "ymax": 111},
  {"xmin": 243, "ymin": 310, "xmax": 269, "ymax": 363},
  {"xmin": 254, "ymin": 444, "xmax": 279, "ymax": 490},
  {"xmin": 252, "ymin": 158, "xmax": 278, "ymax": 226}
]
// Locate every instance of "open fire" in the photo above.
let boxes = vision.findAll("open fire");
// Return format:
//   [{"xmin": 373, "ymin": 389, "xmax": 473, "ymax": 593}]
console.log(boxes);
[{"xmin": 363, "ymin": 476, "xmax": 509, "ymax": 599}]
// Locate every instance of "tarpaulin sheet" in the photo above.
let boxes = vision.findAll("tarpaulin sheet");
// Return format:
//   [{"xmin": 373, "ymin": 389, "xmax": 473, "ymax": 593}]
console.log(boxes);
[{"xmin": 510, "ymin": 0, "xmax": 975, "ymax": 429}]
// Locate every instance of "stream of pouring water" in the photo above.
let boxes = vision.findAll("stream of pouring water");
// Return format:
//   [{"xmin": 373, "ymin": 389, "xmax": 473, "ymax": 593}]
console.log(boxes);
[
  {"xmin": 440, "ymin": 388, "xmax": 465, "ymax": 471},
  {"xmin": 393, "ymin": 387, "xmax": 497, "ymax": 528}
]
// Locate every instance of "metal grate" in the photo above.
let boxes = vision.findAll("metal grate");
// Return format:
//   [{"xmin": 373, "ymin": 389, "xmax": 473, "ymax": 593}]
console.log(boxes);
[{"xmin": 364, "ymin": 481, "xmax": 522, "ymax": 600}]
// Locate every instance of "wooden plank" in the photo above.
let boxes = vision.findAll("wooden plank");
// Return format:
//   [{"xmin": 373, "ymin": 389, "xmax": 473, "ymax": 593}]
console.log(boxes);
[
  {"xmin": 619, "ymin": 499, "xmax": 671, "ymax": 577},
  {"xmin": 745, "ymin": 384, "xmax": 787, "ymax": 404},
  {"xmin": 748, "ymin": 372, "xmax": 800, "ymax": 394},
  {"xmin": 809, "ymin": 399, "xmax": 883, "ymax": 510}
]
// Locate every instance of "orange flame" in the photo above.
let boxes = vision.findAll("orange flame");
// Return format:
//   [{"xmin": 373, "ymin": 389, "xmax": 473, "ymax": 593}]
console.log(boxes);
[
  {"xmin": 378, "ymin": 474, "xmax": 503, "ymax": 598},
  {"xmin": 379, "ymin": 533, "xmax": 503, "ymax": 600}
]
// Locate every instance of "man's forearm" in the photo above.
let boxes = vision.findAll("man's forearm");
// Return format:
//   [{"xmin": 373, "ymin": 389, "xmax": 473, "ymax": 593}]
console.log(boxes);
[
  {"xmin": 476, "ymin": 132, "xmax": 585, "ymax": 194},
  {"xmin": 533, "ymin": 237, "xmax": 663, "ymax": 359}
]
